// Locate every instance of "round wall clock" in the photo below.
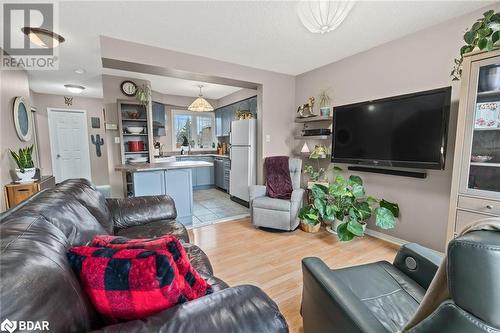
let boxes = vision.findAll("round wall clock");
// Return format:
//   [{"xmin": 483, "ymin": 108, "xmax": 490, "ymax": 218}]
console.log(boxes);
[{"xmin": 120, "ymin": 80, "xmax": 137, "ymax": 96}]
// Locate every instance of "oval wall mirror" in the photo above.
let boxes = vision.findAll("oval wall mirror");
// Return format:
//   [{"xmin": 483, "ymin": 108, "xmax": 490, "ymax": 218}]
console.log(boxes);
[{"xmin": 13, "ymin": 96, "xmax": 32, "ymax": 142}]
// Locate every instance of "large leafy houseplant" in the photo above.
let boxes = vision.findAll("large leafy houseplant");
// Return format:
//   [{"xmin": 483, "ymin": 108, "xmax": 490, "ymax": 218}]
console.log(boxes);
[
  {"xmin": 299, "ymin": 170, "xmax": 399, "ymax": 241},
  {"xmin": 451, "ymin": 10, "xmax": 500, "ymax": 80},
  {"xmin": 9, "ymin": 145, "xmax": 34, "ymax": 172}
]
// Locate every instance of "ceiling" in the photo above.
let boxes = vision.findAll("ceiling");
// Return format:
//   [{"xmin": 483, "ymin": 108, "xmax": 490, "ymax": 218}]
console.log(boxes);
[
  {"xmin": 4, "ymin": 1, "xmax": 494, "ymax": 98},
  {"xmin": 103, "ymin": 68, "xmax": 243, "ymax": 99}
]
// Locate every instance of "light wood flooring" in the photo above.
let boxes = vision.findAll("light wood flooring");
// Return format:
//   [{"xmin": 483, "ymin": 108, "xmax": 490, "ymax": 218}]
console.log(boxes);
[{"xmin": 188, "ymin": 218, "xmax": 398, "ymax": 333}]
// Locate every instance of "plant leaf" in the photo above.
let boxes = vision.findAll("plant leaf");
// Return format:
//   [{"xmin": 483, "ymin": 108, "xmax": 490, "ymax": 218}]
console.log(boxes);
[
  {"xmin": 352, "ymin": 184, "xmax": 365, "ymax": 198},
  {"xmin": 491, "ymin": 13, "xmax": 500, "ymax": 23},
  {"xmin": 333, "ymin": 166, "xmax": 343, "ymax": 172},
  {"xmin": 375, "ymin": 207, "xmax": 396, "ymax": 229},
  {"xmin": 348, "ymin": 175, "xmax": 363, "ymax": 186},
  {"xmin": 478, "ymin": 37, "xmax": 488, "ymax": 50},
  {"xmin": 380, "ymin": 199, "xmax": 400, "ymax": 217},
  {"xmin": 354, "ymin": 201, "xmax": 372, "ymax": 220},
  {"xmin": 314, "ymin": 198, "xmax": 326, "ymax": 217},
  {"xmin": 478, "ymin": 27, "xmax": 492, "ymax": 38},
  {"xmin": 366, "ymin": 196, "xmax": 378, "ymax": 205},
  {"xmin": 492, "ymin": 30, "xmax": 500, "ymax": 44},
  {"xmin": 464, "ymin": 30, "xmax": 476, "ymax": 44},
  {"xmin": 311, "ymin": 184, "xmax": 326, "ymax": 199},
  {"xmin": 347, "ymin": 219, "xmax": 365, "ymax": 237},
  {"xmin": 471, "ymin": 21, "xmax": 483, "ymax": 32},
  {"xmin": 483, "ymin": 10, "xmax": 494, "ymax": 19},
  {"xmin": 337, "ymin": 222, "xmax": 355, "ymax": 241}
]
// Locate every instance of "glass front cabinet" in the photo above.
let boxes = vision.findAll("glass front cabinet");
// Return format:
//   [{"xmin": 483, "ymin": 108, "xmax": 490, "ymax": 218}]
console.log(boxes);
[{"xmin": 447, "ymin": 49, "xmax": 500, "ymax": 241}]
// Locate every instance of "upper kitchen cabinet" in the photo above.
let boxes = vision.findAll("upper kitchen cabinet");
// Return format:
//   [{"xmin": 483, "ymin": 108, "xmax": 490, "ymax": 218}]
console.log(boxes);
[
  {"xmin": 152, "ymin": 101, "xmax": 166, "ymax": 136},
  {"xmin": 215, "ymin": 96, "xmax": 257, "ymax": 137}
]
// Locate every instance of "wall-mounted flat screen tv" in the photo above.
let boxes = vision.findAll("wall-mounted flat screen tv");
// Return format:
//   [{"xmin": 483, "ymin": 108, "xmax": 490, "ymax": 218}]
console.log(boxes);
[{"xmin": 331, "ymin": 87, "xmax": 451, "ymax": 170}]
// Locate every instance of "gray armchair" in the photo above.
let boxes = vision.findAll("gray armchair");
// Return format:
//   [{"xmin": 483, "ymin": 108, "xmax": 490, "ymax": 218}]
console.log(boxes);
[
  {"xmin": 301, "ymin": 230, "xmax": 500, "ymax": 333},
  {"xmin": 249, "ymin": 158, "xmax": 304, "ymax": 231}
]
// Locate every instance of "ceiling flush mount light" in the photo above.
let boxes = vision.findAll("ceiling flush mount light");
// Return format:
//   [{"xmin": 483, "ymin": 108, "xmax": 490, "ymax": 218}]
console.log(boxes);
[
  {"xmin": 297, "ymin": 0, "xmax": 355, "ymax": 34},
  {"xmin": 188, "ymin": 85, "xmax": 214, "ymax": 112},
  {"xmin": 21, "ymin": 27, "xmax": 65, "ymax": 48},
  {"xmin": 64, "ymin": 84, "xmax": 85, "ymax": 94}
]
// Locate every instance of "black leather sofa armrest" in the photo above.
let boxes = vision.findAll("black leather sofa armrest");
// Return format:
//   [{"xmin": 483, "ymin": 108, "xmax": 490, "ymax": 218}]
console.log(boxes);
[
  {"xmin": 393, "ymin": 243, "xmax": 443, "ymax": 290},
  {"xmin": 301, "ymin": 257, "xmax": 389, "ymax": 333},
  {"xmin": 106, "ymin": 195, "xmax": 177, "ymax": 229},
  {"xmin": 92, "ymin": 285, "xmax": 289, "ymax": 333}
]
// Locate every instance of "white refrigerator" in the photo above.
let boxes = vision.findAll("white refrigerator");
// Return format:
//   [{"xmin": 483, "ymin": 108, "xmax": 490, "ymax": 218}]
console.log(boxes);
[{"xmin": 229, "ymin": 119, "xmax": 257, "ymax": 203}]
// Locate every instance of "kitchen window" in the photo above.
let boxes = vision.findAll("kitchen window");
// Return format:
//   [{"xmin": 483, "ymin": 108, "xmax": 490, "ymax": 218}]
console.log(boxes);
[{"xmin": 172, "ymin": 110, "xmax": 216, "ymax": 150}]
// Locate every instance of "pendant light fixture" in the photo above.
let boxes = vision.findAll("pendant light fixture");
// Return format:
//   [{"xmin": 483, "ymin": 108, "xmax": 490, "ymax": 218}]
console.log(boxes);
[
  {"xmin": 188, "ymin": 85, "xmax": 214, "ymax": 112},
  {"xmin": 297, "ymin": 1, "xmax": 355, "ymax": 34}
]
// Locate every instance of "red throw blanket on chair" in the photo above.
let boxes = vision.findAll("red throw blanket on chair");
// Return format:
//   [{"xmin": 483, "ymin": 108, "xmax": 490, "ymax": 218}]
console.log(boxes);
[{"xmin": 265, "ymin": 156, "xmax": 293, "ymax": 200}]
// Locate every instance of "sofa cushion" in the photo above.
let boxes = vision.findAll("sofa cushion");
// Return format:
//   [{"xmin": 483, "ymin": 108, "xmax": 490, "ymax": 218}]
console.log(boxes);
[
  {"xmin": 1, "ymin": 215, "xmax": 100, "ymax": 332},
  {"xmin": 115, "ymin": 219, "xmax": 189, "ymax": 243},
  {"xmin": 252, "ymin": 197, "xmax": 291, "ymax": 212},
  {"xmin": 55, "ymin": 179, "xmax": 114, "ymax": 233},
  {"xmin": 67, "ymin": 246, "xmax": 193, "ymax": 323},
  {"xmin": 11, "ymin": 189, "xmax": 108, "ymax": 246},
  {"xmin": 90, "ymin": 235, "xmax": 212, "ymax": 300},
  {"xmin": 332, "ymin": 260, "xmax": 425, "ymax": 332}
]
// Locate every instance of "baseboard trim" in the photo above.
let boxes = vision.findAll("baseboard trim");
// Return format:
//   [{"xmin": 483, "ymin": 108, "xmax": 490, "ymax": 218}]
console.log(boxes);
[{"xmin": 364, "ymin": 228, "xmax": 408, "ymax": 247}]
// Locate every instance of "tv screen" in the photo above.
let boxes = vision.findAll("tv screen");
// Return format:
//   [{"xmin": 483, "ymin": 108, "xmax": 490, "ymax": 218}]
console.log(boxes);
[{"xmin": 331, "ymin": 87, "xmax": 451, "ymax": 169}]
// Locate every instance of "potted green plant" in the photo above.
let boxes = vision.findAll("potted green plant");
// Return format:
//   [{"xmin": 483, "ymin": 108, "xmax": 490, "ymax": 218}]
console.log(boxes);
[
  {"xmin": 10, "ymin": 145, "xmax": 36, "ymax": 182},
  {"xmin": 304, "ymin": 145, "xmax": 330, "ymax": 189},
  {"xmin": 300, "ymin": 169, "xmax": 400, "ymax": 241},
  {"xmin": 135, "ymin": 84, "xmax": 151, "ymax": 106},
  {"xmin": 451, "ymin": 9, "xmax": 500, "ymax": 80},
  {"xmin": 318, "ymin": 89, "xmax": 332, "ymax": 116},
  {"xmin": 298, "ymin": 205, "xmax": 321, "ymax": 233}
]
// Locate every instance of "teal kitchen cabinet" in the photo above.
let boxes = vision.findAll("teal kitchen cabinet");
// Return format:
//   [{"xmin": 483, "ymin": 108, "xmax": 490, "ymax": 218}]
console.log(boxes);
[
  {"xmin": 133, "ymin": 171, "xmax": 165, "ymax": 196},
  {"xmin": 152, "ymin": 101, "xmax": 166, "ymax": 136},
  {"xmin": 176, "ymin": 156, "xmax": 214, "ymax": 188}
]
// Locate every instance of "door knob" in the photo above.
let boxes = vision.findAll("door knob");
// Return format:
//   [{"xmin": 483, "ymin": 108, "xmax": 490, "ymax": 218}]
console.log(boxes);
[
  {"xmin": 57, "ymin": 154, "xmax": 61, "ymax": 158},
  {"xmin": 486, "ymin": 205, "xmax": 493, "ymax": 209}
]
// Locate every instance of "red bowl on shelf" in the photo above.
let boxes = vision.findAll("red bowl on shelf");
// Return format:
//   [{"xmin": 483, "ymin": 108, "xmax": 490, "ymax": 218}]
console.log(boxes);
[{"xmin": 128, "ymin": 140, "xmax": 145, "ymax": 152}]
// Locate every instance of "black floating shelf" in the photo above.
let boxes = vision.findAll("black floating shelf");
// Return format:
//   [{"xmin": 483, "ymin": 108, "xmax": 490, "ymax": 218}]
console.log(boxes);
[{"xmin": 347, "ymin": 166, "xmax": 427, "ymax": 179}]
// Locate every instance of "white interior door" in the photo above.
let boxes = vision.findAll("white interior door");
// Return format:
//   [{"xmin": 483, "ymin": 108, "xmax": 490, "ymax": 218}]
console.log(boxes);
[{"xmin": 48, "ymin": 108, "xmax": 91, "ymax": 183}]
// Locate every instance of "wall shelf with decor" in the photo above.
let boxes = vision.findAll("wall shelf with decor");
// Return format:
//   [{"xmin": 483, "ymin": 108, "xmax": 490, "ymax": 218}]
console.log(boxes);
[
  {"xmin": 294, "ymin": 135, "xmax": 331, "ymax": 140},
  {"xmin": 294, "ymin": 116, "xmax": 333, "ymax": 123}
]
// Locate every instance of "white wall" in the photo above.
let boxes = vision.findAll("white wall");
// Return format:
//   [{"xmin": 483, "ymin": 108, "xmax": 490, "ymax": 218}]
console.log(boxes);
[
  {"xmin": 295, "ymin": 6, "xmax": 499, "ymax": 251},
  {"xmin": 31, "ymin": 92, "xmax": 109, "ymax": 185},
  {"xmin": 0, "ymin": 69, "xmax": 34, "ymax": 211}
]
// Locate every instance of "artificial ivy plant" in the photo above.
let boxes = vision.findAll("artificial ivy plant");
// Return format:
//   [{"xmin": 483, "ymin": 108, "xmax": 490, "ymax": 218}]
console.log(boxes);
[{"xmin": 451, "ymin": 9, "xmax": 500, "ymax": 80}]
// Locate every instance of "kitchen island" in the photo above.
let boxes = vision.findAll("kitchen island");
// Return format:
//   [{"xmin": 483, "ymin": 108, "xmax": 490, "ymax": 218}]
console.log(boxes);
[{"xmin": 115, "ymin": 160, "xmax": 213, "ymax": 226}]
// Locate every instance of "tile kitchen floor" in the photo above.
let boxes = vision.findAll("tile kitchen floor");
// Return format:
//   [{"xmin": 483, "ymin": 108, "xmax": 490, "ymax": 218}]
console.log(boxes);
[{"xmin": 189, "ymin": 188, "xmax": 249, "ymax": 228}]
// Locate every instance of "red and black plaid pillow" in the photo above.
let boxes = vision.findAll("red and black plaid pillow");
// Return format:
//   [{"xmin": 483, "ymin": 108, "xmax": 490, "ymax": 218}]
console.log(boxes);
[
  {"xmin": 67, "ymin": 246, "xmax": 186, "ymax": 323},
  {"xmin": 89, "ymin": 235, "xmax": 212, "ymax": 301}
]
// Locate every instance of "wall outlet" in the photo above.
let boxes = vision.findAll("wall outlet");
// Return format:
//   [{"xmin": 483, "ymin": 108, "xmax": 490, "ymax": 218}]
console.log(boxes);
[
  {"xmin": 114, "ymin": 137, "xmax": 120, "ymax": 144},
  {"xmin": 265, "ymin": 134, "xmax": 271, "ymax": 143}
]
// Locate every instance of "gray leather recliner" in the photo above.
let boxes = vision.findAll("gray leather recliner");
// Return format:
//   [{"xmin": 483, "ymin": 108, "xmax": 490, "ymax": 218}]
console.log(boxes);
[
  {"xmin": 249, "ymin": 158, "xmax": 304, "ymax": 231},
  {"xmin": 301, "ymin": 230, "xmax": 500, "ymax": 333}
]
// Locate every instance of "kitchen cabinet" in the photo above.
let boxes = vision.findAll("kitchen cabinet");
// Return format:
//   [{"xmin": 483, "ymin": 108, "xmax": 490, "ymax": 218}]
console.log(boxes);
[
  {"xmin": 176, "ymin": 156, "xmax": 215, "ymax": 188},
  {"xmin": 165, "ymin": 169, "xmax": 193, "ymax": 224},
  {"xmin": 152, "ymin": 102, "xmax": 166, "ymax": 136},
  {"xmin": 133, "ymin": 171, "xmax": 165, "ymax": 196},
  {"xmin": 215, "ymin": 96, "xmax": 257, "ymax": 137}
]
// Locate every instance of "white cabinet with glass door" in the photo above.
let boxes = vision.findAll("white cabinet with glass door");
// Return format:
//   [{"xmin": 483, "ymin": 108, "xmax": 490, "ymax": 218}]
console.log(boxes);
[{"xmin": 447, "ymin": 49, "xmax": 500, "ymax": 241}]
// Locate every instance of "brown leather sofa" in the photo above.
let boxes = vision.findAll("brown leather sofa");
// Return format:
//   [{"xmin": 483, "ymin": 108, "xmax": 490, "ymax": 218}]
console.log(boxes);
[{"xmin": 0, "ymin": 179, "xmax": 288, "ymax": 333}]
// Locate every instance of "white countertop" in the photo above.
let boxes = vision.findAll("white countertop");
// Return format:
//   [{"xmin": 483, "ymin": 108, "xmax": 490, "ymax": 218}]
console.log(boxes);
[{"xmin": 115, "ymin": 161, "xmax": 213, "ymax": 173}]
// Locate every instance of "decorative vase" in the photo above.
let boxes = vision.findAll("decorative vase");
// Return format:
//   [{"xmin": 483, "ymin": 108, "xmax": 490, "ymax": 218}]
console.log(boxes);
[
  {"xmin": 326, "ymin": 216, "xmax": 347, "ymax": 234},
  {"xmin": 479, "ymin": 66, "xmax": 500, "ymax": 92},
  {"xmin": 300, "ymin": 220, "xmax": 321, "ymax": 233},
  {"xmin": 15, "ymin": 167, "xmax": 36, "ymax": 183},
  {"xmin": 320, "ymin": 106, "xmax": 332, "ymax": 117}
]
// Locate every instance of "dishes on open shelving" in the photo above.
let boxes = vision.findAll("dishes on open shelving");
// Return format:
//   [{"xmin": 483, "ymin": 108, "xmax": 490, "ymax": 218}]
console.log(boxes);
[
  {"xmin": 127, "ymin": 156, "xmax": 148, "ymax": 164},
  {"xmin": 125, "ymin": 126, "xmax": 145, "ymax": 134}
]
